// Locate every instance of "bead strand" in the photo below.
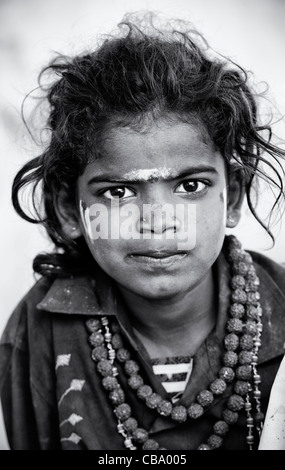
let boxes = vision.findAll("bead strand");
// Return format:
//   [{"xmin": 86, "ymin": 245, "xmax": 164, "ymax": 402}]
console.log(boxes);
[
  {"xmin": 251, "ymin": 306, "xmax": 264, "ymax": 438},
  {"xmin": 245, "ymin": 393, "xmax": 254, "ymax": 449},
  {"xmin": 226, "ymin": 236, "xmax": 264, "ymax": 449},
  {"xmin": 101, "ymin": 316, "xmax": 137, "ymax": 450}
]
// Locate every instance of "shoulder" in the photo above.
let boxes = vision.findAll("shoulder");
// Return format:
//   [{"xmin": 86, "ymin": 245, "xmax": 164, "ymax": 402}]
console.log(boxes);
[
  {"xmin": 0, "ymin": 276, "xmax": 55, "ymax": 350},
  {"xmin": 0, "ymin": 272, "xmax": 105, "ymax": 348},
  {"xmin": 248, "ymin": 250, "xmax": 285, "ymax": 363},
  {"xmin": 249, "ymin": 250, "xmax": 285, "ymax": 295}
]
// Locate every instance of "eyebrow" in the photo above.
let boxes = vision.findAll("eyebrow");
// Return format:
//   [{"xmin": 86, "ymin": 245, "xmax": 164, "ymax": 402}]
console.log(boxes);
[{"xmin": 87, "ymin": 165, "xmax": 218, "ymax": 185}]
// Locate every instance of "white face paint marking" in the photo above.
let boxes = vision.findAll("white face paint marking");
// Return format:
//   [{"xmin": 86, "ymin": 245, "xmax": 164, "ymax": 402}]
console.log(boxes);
[
  {"xmin": 122, "ymin": 167, "xmax": 175, "ymax": 181},
  {"xmin": 80, "ymin": 200, "xmax": 93, "ymax": 240},
  {"xmin": 222, "ymin": 186, "xmax": 227, "ymax": 225}
]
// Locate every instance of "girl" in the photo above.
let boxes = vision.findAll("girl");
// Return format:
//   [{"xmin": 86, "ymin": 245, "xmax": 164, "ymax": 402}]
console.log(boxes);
[{"xmin": 1, "ymin": 13, "xmax": 285, "ymax": 450}]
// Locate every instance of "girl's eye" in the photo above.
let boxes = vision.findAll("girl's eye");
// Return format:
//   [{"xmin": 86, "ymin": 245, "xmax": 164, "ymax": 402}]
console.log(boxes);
[
  {"xmin": 102, "ymin": 186, "xmax": 135, "ymax": 200},
  {"xmin": 175, "ymin": 180, "xmax": 207, "ymax": 194}
]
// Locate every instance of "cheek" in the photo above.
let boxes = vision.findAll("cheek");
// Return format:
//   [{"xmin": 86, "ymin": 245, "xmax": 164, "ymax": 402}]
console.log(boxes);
[
  {"xmin": 86, "ymin": 237, "xmax": 125, "ymax": 275},
  {"xmin": 196, "ymin": 191, "xmax": 227, "ymax": 240}
]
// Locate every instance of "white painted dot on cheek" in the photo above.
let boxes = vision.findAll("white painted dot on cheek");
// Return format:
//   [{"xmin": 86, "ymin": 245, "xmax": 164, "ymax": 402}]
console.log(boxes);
[
  {"xmin": 79, "ymin": 200, "xmax": 93, "ymax": 241},
  {"xmin": 222, "ymin": 187, "xmax": 227, "ymax": 226}
]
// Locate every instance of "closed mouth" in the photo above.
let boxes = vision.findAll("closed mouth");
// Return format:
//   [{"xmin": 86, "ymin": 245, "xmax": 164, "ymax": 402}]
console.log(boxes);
[
  {"xmin": 128, "ymin": 250, "xmax": 188, "ymax": 266},
  {"xmin": 130, "ymin": 251, "xmax": 182, "ymax": 258}
]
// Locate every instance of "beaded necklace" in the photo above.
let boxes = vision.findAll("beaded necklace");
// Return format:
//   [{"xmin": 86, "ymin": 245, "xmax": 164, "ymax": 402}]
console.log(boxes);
[{"xmin": 85, "ymin": 235, "xmax": 264, "ymax": 450}]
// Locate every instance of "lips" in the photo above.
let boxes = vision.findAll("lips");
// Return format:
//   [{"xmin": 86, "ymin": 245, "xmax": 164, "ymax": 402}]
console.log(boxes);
[
  {"xmin": 127, "ymin": 249, "xmax": 188, "ymax": 267},
  {"xmin": 130, "ymin": 250, "xmax": 186, "ymax": 258}
]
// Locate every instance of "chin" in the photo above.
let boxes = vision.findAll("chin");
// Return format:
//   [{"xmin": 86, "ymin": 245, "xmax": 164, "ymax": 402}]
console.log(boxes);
[{"xmin": 133, "ymin": 280, "xmax": 186, "ymax": 301}]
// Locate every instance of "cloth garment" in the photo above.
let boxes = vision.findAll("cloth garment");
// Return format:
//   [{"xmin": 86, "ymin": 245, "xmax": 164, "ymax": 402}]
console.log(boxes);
[
  {"xmin": 150, "ymin": 356, "xmax": 194, "ymax": 401},
  {"xmin": 0, "ymin": 246, "xmax": 285, "ymax": 450}
]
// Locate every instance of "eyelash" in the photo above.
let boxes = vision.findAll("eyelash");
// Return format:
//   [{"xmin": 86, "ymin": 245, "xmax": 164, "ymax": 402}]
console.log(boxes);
[
  {"xmin": 175, "ymin": 180, "xmax": 209, "ymax": 195},
  {"xmin": 98, "ymin": 179, "xmax": 210, "ymax": 200},
  {"xmin": 100, "ymin": 187, "xmax": 135, "ymax": 200}
]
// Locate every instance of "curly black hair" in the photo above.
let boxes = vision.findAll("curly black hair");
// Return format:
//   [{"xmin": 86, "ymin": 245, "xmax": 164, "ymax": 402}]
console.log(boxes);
[{"xmin": 12, "ymin": 13, "xmax": 285, "ymax": 277}]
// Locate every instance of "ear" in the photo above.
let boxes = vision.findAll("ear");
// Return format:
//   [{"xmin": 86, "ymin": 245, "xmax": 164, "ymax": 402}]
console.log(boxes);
[
  {"xmin": 55, "ymin": 188, "xmax": 82, "ymax": 239},
  {"xmin": 226, "ymin": 164, "xmax": 246, "ymax": 228}
]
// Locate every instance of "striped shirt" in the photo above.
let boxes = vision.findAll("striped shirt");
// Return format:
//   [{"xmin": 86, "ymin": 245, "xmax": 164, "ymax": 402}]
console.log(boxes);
[{"xmin": 151, "ymin": 355, "xmax": 193, "ymax": 403}]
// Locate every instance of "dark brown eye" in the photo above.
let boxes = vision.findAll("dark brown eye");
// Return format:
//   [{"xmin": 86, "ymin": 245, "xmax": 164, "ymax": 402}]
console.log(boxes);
[
  {"xmin": 176, "ymin": 180, "xmax": 207, "ymax": 194},
  {"xmin": 103, "ymin": 187, "xmax": 135, "ymax": 199},
  {"xmin": 183, "ymin": 181, "xmax": 199, "ymax": 192},
  {"xmin": 110, "ymin": 187, "xmax": 125, "ymax": 198}
]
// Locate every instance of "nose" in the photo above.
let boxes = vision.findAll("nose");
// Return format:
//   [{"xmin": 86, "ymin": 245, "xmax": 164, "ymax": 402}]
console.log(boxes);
[{"xmin": 137, "ymin": 203, "xmax": 181, "ymax": 235}]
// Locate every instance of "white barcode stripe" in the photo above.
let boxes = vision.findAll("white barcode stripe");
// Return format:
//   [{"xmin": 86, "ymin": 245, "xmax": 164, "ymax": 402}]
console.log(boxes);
[
  {"xmin": 161, "ymin": 381, "xmax": 187, "ymax": 393},
  {"xmin": 152, "ymin": 363, "xmax": 190, "ymax": 375}
]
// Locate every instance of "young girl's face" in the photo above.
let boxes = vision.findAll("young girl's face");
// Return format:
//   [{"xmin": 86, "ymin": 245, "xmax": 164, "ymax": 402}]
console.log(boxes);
[{"xmin": 77, "ymin": 119, "xmax": 229, "ymax": 300}]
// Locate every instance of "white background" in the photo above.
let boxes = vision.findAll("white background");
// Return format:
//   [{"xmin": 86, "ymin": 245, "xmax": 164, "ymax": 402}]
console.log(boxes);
[{"xmin": 0, "ymin": 0, "xmax": 285, "ymax": 450}]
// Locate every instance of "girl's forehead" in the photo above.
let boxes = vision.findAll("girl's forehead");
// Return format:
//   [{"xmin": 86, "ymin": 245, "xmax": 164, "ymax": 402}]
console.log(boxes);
[
  {"xmin": 103, "ymin": 120, "xmax": 214, "ymax": 154},
  {"xmin": 83, "ymin": 120, "xmax": 224, "ymax": 178}
]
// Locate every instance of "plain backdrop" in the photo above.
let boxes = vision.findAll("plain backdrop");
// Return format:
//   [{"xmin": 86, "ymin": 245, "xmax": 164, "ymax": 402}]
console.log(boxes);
[{"xmin": 0, "ymin": 0, "xmax": 285, "ymax": 450}]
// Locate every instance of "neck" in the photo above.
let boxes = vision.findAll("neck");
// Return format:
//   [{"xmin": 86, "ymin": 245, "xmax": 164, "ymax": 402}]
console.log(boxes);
[{"xmin": 117, "ymin": 270, "xmax": 216, "ymax": 358}]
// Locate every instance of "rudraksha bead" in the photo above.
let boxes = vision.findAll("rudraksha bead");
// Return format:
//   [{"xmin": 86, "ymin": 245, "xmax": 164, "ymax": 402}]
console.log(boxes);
[
  {"xmin": 142, "ymin": 439, "xmax": 160, "ymax": 450},
  {"xmin": 197, "ymin": 390, "xmax": 214, "ymax": 407},
  {"xmin": 236, "ymin": 365, "xmax": 252, "ymax": 380},
  {"xmin": 244, "ymin": 321, "xmax": 257, "ymax": 336},
  {"xmin": 157, "ymin": 400, "xmax": 172, "ymax": 416},
  {"xmin": 231, "ymin": 288, "xmax": 247, "ymax": 304},
  {"xmin": 219, "ymin": 367, "xmax": 235, "ymax": 383},
  {"xmin": 234, "ymin": 380, "xmax": 251, "ymax": 396},
  {"xmin": 114, "ymin": 403, "xmax": 132, "ymax": 420},
  {"xmin": 210, "ymin": 379, "xmax": 227, "ymax": 395},
  {"xmin": 224, "ymin": 333, "xmax": 239, "ymax": 351},
  {"xmin": 238, "ymin": 351, "xmax": 253, "ymax": 364},
  {"xmin": 128, "ymin": 375, "xmax": 144, "ymax": 390},
  {"xmin": 91, "ymin": 345, "xmax": 108, "ymax": 361},
  {"xmin": 102, "ymin": 376, "xmax": 119, "ymax": 390},
  {"xmin": 230, "ymin": 303, "xmax": 245, "ymax": 318},
  {"xmin": 137, "ymin": 385, "xmax": 153, "ymax": 400},
  {"xmin": 207, "ymin": 434, "xmax": 223, "ymax": 449},
  {"xmin": 188, "ymin": 403, "xmax": 204, "ymax": 419},
  {"xmin": 86, "ymin": 318, "xmax": 101, "ymax": 332},
  {"xmin": 123, "ymin": 417, "xmax": 138, "ymax": 433},
  {"xmin": 213, "ymin": 421, "xmax": 229, "ymax": 436},
  {"xmin": 227, "ymin": 394, "xmax": 245, "ymax": 412},
  {"xmin": 89, "ymin": 331, "xmax": 104, "ymax": 347},
  {"xmin": 240, "ymin": 334, "xmax": 254, "ymax": 350},
  {"xmin": 226, "ymin": 318, "xmax": 244, "ymax": 334},
  {"xmin": 132, "ymin": 428, "xmax": 149, "ymax": 443},
  {"xmin": 109, "ymin": 387, "xmax": 125, "ymax": 405},
  {"xmin": 171, "ymin": 406, "xmax": 187, "ymax": 423},
  {"xmin": 222, "ymin": 409, "xmax": 239, "ymax": 424},
  {"xmin": 231, "ymin": 275, "xmax": 246, "ymax": 289},
  {"xmin": 116, "ymin": 348, "xmax": 131, "ymax": 362},
  {"xmin": 124, "ymin": 360, "xmax": 140, "ymax": 375},
  {"xmin": 97, "ymin": 358, "xmax": 113, "ymax": 376},
  {"xmin": 223, "ymin": 351, "xmax": 238, "ymax": 367},
  {"xmin": 197, "ymin": 444, "xmax": 211, "ymax": 450},
  {"xmin": 111, "ymin": 333, "xmax": 123, "ymax": 349},
  {"xmin": 145, "ymin": 393, "xmax": 162, "ymax": 409}
]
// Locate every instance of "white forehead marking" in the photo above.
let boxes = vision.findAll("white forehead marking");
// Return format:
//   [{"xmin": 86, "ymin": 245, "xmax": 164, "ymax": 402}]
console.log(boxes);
[{"xmin": 122, "ymin": 167, "xmax": 175, "ymax": 181}]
